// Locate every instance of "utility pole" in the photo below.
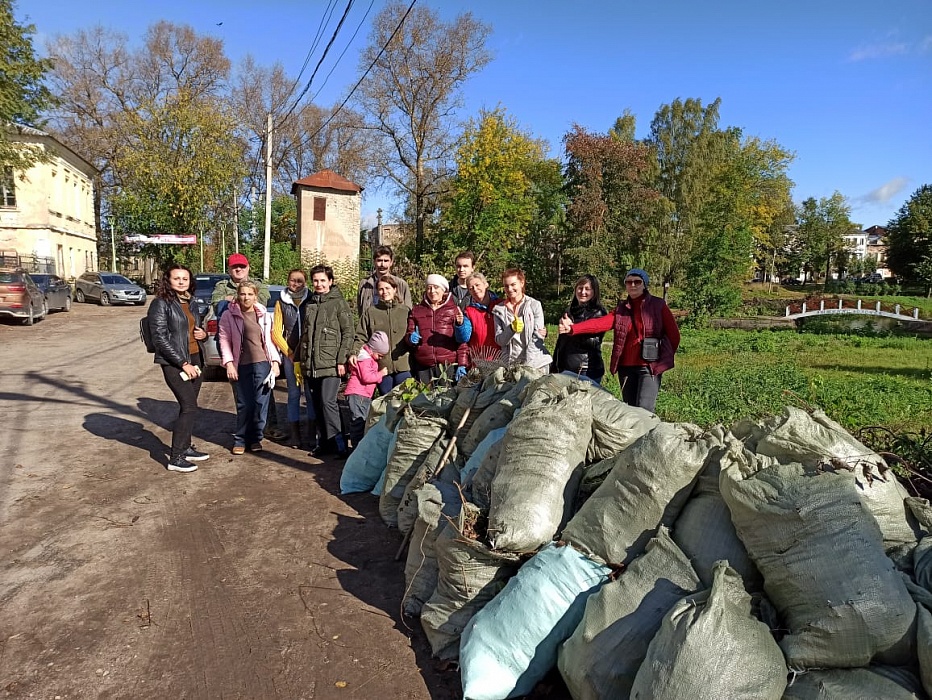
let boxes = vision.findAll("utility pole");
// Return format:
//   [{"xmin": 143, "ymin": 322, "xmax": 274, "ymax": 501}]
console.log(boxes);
[
  {"xmin": 233, "ymin": 191, "xmax": 240, "ymax": 254},
  {"xmin": 110, "ymin": 220, "xmax": 117, "ymax": 272},
  {"xmin": 263, "ymin": 113, "xmax": 273, "ymax": 281}
]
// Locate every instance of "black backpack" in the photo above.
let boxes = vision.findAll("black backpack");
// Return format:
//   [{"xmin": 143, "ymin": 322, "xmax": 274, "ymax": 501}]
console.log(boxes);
[{"xmin": 139, "ymin": 317, "xmax": 156, "ymax": 353}]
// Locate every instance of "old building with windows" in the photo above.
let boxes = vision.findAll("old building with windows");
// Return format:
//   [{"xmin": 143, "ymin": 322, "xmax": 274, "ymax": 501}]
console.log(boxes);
[
  {"xmin": 291, "ymin": 170, "xmax": 362, "ymax": 276},
  {"xmin": 0, "ymin": 125, "xmax": 98, "ymax": 278}
]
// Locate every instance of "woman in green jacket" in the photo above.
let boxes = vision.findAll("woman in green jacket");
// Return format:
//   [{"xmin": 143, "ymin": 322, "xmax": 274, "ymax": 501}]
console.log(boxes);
[
  {"xmin": 350, "ymin": 276, "xmax": 411, "ymax": 395},
  {"xmin": 297, "ymin": 265, "xmax": 354, "ymax": 458}
]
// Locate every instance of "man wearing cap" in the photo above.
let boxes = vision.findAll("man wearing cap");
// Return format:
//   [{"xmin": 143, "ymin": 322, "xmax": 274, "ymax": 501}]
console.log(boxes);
[
  {"xmin": 212, "ymin": 253, "xmax": 270, "ymax": 307},
  {"xmin": 357, "ymin": 245, "xmax": 412, "ymax": 316},
  {"xmin": 558, "ymin": 268, "xmax": 680, "ymax": 413}
]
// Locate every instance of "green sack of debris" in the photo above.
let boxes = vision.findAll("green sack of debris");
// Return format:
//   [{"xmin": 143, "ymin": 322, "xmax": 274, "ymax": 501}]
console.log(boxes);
[
  {"xmin": 403, "ymin": 482, "xmax": 464, "ymax": 617},
  {"xmin": 732, "ymin": 406, "xmax": 917, "ymax": 552},
  {"xmin": 419, "ymin": 504, "xmax": 521, "ymax": 660},
  {"xmin": 721, "ymin": 458, "xmax": 916, "ymax": 669},
  {"xmin": 672, "ymin": 437, "xmax": 763, "ymax": 591},
  {"xmin": 468, "ymin": 434, "xmax": 507, "ymax": 512},
  {"xmin": 630, "ymin": 562, "xmax": 787, "ymax": 700},
  {"xmin": 587, "ymin": 387, "xmax": 660, "ymax": 462},
  {"xmin": 562, "ymin": 422, "xmax": 723, "ymax": 566},
  {"xmin": 378, "ymin": 408, "xmax": 448, "ymax": 528},
  {"xmin": 459, "ymin": 395, "xmax": 520, "ymax": 457},
  {"xmin": 907, "ymin": 497, "xmax": 932, "ymax": 587},
  {"xmin": 396, "ymin": 436, "xmax": 457, "ymax": 536},
  {"xmin": 487, "ymin": 386, "xmax": 593, "ymax": 552},
  {"xmin": 782, "ymin": 668, "xmax": 924, "ymax": 699},
  {"xmin": 448, "ymin": 366, "xmax": 530, "ymax": 451},
  {"xmin": 558, "ymin": 527, "xmax": 702, "ymax": 700}
]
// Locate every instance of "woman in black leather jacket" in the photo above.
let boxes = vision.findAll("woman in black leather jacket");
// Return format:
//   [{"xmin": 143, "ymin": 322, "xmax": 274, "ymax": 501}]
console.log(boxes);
[
  {"xmin": 147, "ymin": 264, "xmax": 210, "ymax": 473},
  {"xmin": 551, "ymin": 274, "xmax": 608, "ymax": 384}
]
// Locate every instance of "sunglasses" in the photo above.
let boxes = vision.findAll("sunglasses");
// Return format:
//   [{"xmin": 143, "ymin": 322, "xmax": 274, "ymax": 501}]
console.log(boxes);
[
  {"xmin": 624, "ymin": 279, "xmax": 644, "ymax": 286},
  {"xmin": 231, "ymin": 264, "xmax": 248, "ymax": 270}
]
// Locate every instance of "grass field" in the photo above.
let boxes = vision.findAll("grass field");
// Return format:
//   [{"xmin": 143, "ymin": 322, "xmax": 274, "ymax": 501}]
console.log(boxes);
[{"xmin": 656, "ymin": 329, "xmax": 932, "ymax": 434}]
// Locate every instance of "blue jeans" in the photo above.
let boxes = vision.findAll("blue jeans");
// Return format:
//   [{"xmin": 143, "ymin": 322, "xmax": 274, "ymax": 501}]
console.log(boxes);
[
  {"xmin": 378, "ymin": 370, "xmax": 412, "ymax": 397},
  {"xmin": 233, "ymin": 361, "xmax": 272, "ymax": 446},
  {"xmin": 282, "ymin": 355, "xmax": 315, "ymax": 423}
]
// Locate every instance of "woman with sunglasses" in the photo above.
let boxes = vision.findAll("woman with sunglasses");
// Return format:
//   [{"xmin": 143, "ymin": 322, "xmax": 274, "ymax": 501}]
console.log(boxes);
[{"xmin": 558, "ymin": 268, "xmax": 679, "ymax": 412}]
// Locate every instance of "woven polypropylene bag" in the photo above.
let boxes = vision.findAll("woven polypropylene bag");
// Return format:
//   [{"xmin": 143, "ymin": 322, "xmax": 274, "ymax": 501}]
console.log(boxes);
[
  {"xmin": 402, "ymin": 482, "xmax": 463, "ymax": 617},
  {"xmin": 732, "ymin": 406, "xmax": 917, "ymax": 551},
  {"xmin": 340, "ymin": 415, "xmax": 393, "ymax": 494},
  {"xmin": 630, "ymin": 562, "xmax": 787, "ymax": 700},
  {"xmin": 721, "ymin": 459, "xmax": 916, "ymax": 669},
  {"xmin": 562, "ymin": 422, "xmax": 722, "ymax": 566},
  {"xmin": 487, "ymin": 388, "xmax": 592, "ymax": 552},
  {"xmin": 558, "ymin": 527, "xmax": 701, "ymax": 700},
  {"xmin": 459, "ymin": 542, "xmax": 611, "ymax": 700},
  {"xmin": 587, "ymin": 387, "xmax": 659, "ymax": 462},
  {"xmin": 378, "ymin": 408, "xmax": 447, "ymax": 527},
  {"xmin": 671, "ymin": 436, "xmax": 763, "ymax": 591},
  {"xmin": 419, "ymin": 505, "xmax": 521, "ymax": 661},
  {"xmin": 782, "ymin": 668, "xmax": 923, "ymax": 699}
]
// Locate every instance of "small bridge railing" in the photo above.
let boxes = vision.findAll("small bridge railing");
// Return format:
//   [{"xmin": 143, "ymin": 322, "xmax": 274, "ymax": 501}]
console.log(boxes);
[{"xmin": 785, "ymin": 298, "xmax": 921, "ymax": 321}]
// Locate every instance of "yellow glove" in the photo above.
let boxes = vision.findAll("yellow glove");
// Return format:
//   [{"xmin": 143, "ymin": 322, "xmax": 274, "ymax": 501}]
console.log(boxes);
[
  {"xmin": 511, "ymin": 317, "xmax": 524, "ymax": 333},
  {"xmin": 295, "ymin": 361, "xmax": 303, "ymax": 387}
]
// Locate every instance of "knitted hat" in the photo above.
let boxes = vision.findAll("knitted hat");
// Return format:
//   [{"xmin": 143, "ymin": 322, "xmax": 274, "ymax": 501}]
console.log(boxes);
[
  {"xmin": 625, "ymin": 268, "xmax": 649, "ymax": 287},
  {"xmin": 367, "ymin": 331, "xmax": 390, "ymax": 355},
  {"xmin": 425, "ymin": 273, "xmax": 449, "ymax": 291}
]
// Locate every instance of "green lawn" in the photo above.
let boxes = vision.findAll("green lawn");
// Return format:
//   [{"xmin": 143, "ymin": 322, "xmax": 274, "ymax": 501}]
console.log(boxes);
[{"xmin": 657, "ymin": 328, "xmax": 932, "ymax": 434}]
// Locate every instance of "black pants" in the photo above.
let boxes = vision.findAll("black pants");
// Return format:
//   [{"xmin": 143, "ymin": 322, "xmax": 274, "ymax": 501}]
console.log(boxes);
[
  {"xmin": 309, "ymin": 375, "xmax": 342, "ymax": 441},
  {"xmin": 411, "ymin": 361, "xmax": 455, "ymax": 387},
  {"xmin": 618, "ymin": 366, "xmax": 661, "ymax": 413},
  {"xmin": 161, "ymin": 353, "xmax": 203, "ymax": 459}
]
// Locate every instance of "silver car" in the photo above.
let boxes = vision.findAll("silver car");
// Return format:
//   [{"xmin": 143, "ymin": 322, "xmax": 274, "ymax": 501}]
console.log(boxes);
[{"xmin": 75, "ymin": 271, "xmax": 147, "ymax": 306}]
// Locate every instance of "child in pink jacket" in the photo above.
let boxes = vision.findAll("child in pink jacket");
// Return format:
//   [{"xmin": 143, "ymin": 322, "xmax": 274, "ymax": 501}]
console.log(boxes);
[{"xmin": 345, "ymin": 331, "xmax": 390, "ymax": 449}]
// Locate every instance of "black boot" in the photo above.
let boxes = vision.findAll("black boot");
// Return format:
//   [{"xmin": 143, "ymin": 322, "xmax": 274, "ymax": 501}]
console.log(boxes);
[
  {"xmin": 309, "ymin": 437, "xmax": 334, "ymax": 458},
  {"xmin": 304, "ymin": 419, "xmax": 319, "ymax": 451}
]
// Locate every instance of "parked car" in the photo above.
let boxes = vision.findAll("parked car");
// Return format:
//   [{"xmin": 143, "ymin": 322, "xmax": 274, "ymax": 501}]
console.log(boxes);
[
  {"xmin": 30, "ymin": 273, "xmax": 72, "ymax": 313},
  {"xmin": 75, "ymin": 271, "xmax": 147, "ymax": 306},
  {"xmin": 781, "ymin": 277, "xmax": 802, "ymax": 286},
  {"xmin": 201, "ymin": 285, "xmax": 285, "ymax": 380},
  {"xmin": 193, "ymin": 273, "xmax": 230, "ymax": 306},
  {"xmin": 0, "ymin": 269, "xmax": 47, "ymax": 325}
]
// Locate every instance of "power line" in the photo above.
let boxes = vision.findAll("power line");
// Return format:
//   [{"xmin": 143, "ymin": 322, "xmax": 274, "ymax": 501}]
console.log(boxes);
[
  {"xmin": 310, "ymin": 0, "xmax": 375, "ymax": 105},
  {"xmin": 274, "ymin": 0, "xmax": 355, "ymax": 130},
  {"xmin": 296, "ymin": 0, "xmax": 417, "ymax": 151},
  {"xmin": 276, "ymin": 0, "xmax": 339, "ymax": 115}
]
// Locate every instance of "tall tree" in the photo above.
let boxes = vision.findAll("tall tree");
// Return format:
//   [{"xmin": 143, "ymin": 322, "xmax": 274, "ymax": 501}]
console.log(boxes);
[
  {"xmin": 46, "ymin": 22, "xmax": 231, "ymax": 231},
  {"xmin": 0, "ymin": 0, "xmax": 56, "ymax": 170},
  {"xmin": 440, "ymin": 107, "xmax": 548, "ymax": 274},
  {"xmin": 886, "ymin": 184, "xmax": 932, "ymax": 292},
  {"xmin": 354, "ymin": 1, "xmax": 492, "ymax": 260},
  {"xmin": 794, "ymin": 192, "xmax": 853, "ymax": 282},
  {"xmin": 563, "ymin": 123, "xmax": 661, "ymax": 301},
  {"xmin": 647, "ymin": 97, "xmax": 724, "ymax": 284}
]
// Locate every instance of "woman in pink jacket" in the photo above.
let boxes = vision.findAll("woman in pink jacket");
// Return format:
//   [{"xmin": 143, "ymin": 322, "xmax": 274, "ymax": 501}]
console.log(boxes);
[
  {"xmin": 344, "ymin": 331, "xmax": 390, "ymax": 450},
  {"xmin": 218, "ymin": 281, "xmax": 281, "ymax": 454}
]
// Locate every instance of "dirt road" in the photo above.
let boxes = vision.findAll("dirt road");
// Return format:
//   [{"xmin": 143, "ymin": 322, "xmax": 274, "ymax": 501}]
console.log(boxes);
[{"xmin": 0, "ymin": 302, "xmax": 462, "ymax": 699}]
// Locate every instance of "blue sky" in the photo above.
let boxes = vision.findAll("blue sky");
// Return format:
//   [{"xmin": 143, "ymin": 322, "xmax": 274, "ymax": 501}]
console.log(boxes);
[{"xmin": 22, "ymin": 0, "xmax": 932, "ymax": 230}]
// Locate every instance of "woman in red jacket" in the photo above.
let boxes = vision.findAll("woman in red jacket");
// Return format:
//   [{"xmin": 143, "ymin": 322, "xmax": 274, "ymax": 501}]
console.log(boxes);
[
  {"xmin": 558, "ymin": 268, "xmax": 679, "ymax": 412},
  {"xmin": 406, "ymin": 274, "xmax": 469, "ymax": 385}
]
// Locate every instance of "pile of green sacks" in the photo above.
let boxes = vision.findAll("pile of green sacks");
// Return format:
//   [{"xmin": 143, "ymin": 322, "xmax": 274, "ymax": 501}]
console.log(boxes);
[{"xmin": 340, "ymin": 369, "xmax": 932, "ymax": 700}]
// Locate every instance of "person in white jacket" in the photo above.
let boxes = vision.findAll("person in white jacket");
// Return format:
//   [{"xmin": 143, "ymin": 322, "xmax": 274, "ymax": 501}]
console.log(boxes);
[
  {"xmin": 492, "ymin": 268, "xmax": 553, "ymax": 371},
  {"xmin": 218, "ymin": 281, "xmax": 281, "ymax": 454}
]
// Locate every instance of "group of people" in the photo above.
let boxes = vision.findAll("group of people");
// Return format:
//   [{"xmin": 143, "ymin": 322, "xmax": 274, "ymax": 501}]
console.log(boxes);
[{"xmin": 147, "ymin": 246, "xmax": 680, "ymax": 474}]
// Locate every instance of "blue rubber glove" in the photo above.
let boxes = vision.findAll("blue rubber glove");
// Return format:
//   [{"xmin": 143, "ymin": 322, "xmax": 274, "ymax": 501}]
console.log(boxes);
[
  {"xmin": 410, "ymin": 325, "xmax": 421, "ymax": 344},
  {"xmin": 455, "ymin": 365, "xmax": 467, "ymax": 381}
]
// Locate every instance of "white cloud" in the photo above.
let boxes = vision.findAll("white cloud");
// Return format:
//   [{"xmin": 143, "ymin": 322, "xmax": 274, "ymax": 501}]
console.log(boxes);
[
  {"xmin": 857, "ymin": 177, "xmax": 910, "ymax": 205},
  {"xmin": 848, "ymin": 41, "xmax": 910, "ymax": 61},
  {"xmin": 921, "ymin": 35, "xmax": 932, "ymax": 52}
]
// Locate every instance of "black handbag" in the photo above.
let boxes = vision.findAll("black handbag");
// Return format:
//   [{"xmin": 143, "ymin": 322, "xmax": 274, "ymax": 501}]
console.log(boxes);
[{"xmin": 641, "ymin": 337, "xmax": 660, "ymax": 362}]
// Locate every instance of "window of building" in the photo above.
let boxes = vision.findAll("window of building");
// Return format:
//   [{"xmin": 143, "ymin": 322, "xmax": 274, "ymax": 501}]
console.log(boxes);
[
  {"xmin": 1, "ymin": 167, "xmax": 15, "ymax": 207},
  {"xmin": 313, "ymin": 196, "xmax": 326, "ymax": 221}
]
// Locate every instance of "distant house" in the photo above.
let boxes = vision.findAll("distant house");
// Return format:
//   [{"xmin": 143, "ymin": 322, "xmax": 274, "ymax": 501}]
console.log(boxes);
[
  {"xmin": 291, "ymin": 170, "xmax": 363, "ymax": 277},
  {"xmin": 0, "ymin": 125, "xmax": 98, "ymax": 278},
  {"xmin": 843, "ymin": 226, "xmax": 890, "ymax": 277}
]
